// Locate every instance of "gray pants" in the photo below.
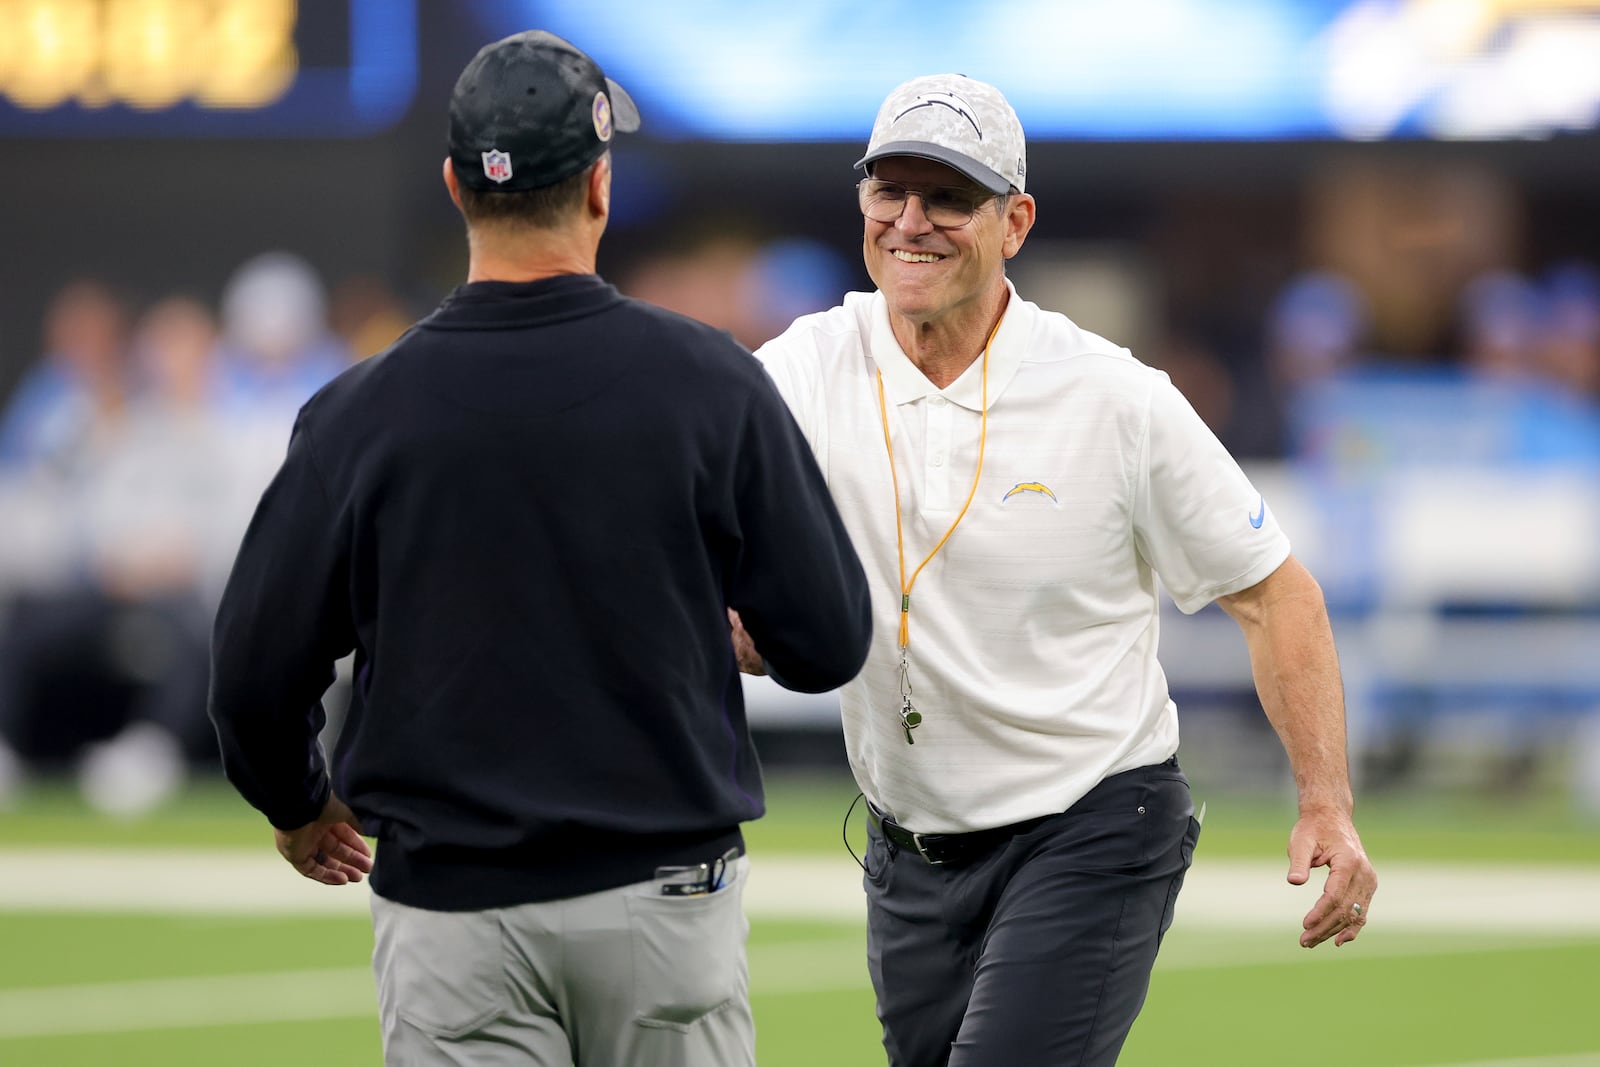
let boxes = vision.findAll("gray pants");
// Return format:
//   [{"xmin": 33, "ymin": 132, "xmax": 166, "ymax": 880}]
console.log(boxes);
[{"xmin": 371, "ymin": 857, "xmax": 754, "ymax": 1066}]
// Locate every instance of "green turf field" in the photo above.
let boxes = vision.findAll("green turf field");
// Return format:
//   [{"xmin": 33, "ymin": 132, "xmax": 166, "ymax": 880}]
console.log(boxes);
[{"xmin": 2, "ymin": 773, "xmax": 1598, "ymax": 1066}]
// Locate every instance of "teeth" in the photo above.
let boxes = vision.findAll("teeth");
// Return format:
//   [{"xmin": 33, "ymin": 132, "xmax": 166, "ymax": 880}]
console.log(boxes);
[{"xmin": 892, "ymin": 250, "xmax": 943, "ymax": 263}]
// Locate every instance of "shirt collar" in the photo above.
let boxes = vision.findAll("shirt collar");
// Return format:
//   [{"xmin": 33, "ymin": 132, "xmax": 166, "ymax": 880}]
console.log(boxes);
[{"xmin": 868, "ymin": 278, "xmax": 1028, "ymax": 412}]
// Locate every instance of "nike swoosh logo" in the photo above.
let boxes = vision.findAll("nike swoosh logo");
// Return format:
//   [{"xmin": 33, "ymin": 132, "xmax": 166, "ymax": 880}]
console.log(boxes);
[{"xmin": 1249, "ymin": 495, "xmax": 1265, "ymax": 529}]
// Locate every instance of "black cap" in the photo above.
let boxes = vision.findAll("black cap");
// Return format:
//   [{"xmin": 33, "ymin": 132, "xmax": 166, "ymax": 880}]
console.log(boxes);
[{"xmin": 448, "ymin": 30, "xmax": 641, "ymax": 193}]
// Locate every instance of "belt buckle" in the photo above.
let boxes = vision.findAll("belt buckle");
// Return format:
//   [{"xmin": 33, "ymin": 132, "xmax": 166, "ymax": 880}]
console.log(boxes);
[{"xmin": 911, "ymin": 831, "xmax": 943, "ymax": 866}]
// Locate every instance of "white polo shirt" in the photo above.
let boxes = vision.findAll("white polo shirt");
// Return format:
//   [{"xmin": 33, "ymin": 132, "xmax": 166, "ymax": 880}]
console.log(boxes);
[{"xmin": 755, "ymin": 281, "xmax": 1290, "ymax": 833}]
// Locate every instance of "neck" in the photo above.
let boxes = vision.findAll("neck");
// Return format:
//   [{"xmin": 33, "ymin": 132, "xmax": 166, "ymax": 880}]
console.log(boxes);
[
  {"xmin": 464, "ymin": 225, "xmax": 598, "ymax": 284},
  {"xmin": 888, "ymin": 282, "xmax": 1010, "ymax": 389}
]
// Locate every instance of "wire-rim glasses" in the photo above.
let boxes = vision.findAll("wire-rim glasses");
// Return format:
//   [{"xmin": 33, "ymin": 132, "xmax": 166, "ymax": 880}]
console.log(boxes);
[{"xmin": 857, "ymin": 178, "xmax": 999, "ymax": 228}]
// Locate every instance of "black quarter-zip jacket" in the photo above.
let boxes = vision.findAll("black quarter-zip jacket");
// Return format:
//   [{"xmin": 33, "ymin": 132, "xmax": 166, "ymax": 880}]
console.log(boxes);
[{"xmin": 209, "ymin": 274, "xmax": 871, "ymax": 910}]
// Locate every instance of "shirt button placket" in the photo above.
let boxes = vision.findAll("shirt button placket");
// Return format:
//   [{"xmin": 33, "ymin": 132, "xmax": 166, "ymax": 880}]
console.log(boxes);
[{"xmin": 925, "ymin": 395, "xmax": 952, "ymax": 511}]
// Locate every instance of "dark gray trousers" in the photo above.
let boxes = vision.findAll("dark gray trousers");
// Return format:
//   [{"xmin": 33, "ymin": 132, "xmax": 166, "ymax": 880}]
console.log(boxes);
[{"xmin": 863, "ymin": 759, "xmax": 1201, "ymax": 1067}]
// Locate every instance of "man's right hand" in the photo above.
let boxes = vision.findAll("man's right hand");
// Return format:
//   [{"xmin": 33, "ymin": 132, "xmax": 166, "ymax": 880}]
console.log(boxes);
[
  {"xmin": 1286, "ymin": 808, "xmax": 1377, "ymax": 949},
  {"xmin": 728, "ymin": 609, "xmax": 766, "ymax": 676}
]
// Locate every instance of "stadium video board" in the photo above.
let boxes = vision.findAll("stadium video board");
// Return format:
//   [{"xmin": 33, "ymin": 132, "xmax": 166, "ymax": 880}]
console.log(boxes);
[{"xmin": 0, "ymin": 0, "xmax": 415, "ymax": 135}]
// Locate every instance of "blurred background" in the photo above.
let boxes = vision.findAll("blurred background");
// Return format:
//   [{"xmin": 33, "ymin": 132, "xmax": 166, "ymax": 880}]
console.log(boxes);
[
  {"xmin": 2, "ymin": 0, "xmax": 1597, "ymax": 815},
  {"xmin": 1, "ymin": 2, "xmax": 1599, "ymax": 1064}
]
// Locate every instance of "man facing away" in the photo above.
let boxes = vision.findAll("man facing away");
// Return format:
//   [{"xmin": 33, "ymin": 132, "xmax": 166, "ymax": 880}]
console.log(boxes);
[
  {"xmin": 743, "ymin": 73, "xmax": 1378, "ymax": 1066},
  {"xmin": 208, "ymin": 31, "xmax": 871, "ymax": 1067}
]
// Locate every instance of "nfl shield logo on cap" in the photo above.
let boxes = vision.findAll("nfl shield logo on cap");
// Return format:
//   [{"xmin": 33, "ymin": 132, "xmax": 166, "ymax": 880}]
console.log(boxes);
[{"xmin": 481, "ymin": 149, "xmax": 513, "ymax": 184}]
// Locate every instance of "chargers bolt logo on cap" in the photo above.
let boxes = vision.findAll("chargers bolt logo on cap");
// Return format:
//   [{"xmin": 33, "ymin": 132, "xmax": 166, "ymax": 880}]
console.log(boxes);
[
  {"xmin": 893, "ymin": 90, "xmax": 984, "ymax": 139},
  {"xmin": 481, "ymin": 149, "xmax": 513, "ymax": 183},
  {"xmin": 857, "ymin": 73, "xmax": 1027, "ymax": 194}
]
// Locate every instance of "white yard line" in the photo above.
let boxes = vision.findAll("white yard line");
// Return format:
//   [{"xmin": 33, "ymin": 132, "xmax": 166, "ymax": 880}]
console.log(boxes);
[
  {"xmin": 0, "ymin": 968, "xmax": 374, "ymax": 1039},
  {"xmin": 1, "ymin": 849, "xmax": 1596, "ymax": 1042},
  {"xmin": 1419, "ymin": 1057, "xmax": 1600, "ymax": 1067},
  {"xmin": 1, "ymin": 932, "xmax": 1596, "ymax": 1042},
  {"xmin": 0, "ymin": 942, "xmax": 872, "ymax": 1040},
  {"xmin": 2, "ymin": 849, "xmax": 1597, "ymax": 933},
  {"xmin": 1174, "ymin": 859, "xmax": 1600, "ymax": 934}
]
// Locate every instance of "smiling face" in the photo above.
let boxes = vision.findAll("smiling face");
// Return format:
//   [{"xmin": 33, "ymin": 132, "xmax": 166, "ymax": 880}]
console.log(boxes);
[{"xmin": 862, "ymin": 155, "xmax": 1034, "ymax": 338}]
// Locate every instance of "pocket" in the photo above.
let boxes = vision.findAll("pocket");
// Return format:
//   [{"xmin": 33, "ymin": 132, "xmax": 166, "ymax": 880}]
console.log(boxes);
[
  {"xmin": 625, "ymin": 858, "xmax": 750, "ymax": 1031},
  {"xmin": 372, "ymin": 897, "xmax": 508, "ymax": 1039},
  {"xmin": 863, "ymin": 822, "xmax": 892, "ymax": 889},
  {"xmin": 1138, "ymin": 772, "xmax": 1195, "ymax": 863},
  {"xmin": 1044, "ymin": 768, "xmax": 1191, "ymax": 871},
  {"xmin": 1158, "ymin": 815, "xmax": 1203, "ymax": 941}
]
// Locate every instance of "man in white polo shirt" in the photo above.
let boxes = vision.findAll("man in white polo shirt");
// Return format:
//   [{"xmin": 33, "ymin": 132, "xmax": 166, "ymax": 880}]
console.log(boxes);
[{"xmin": 743, "ymin": 74, "xmax": 1379, "ymax": 1066}]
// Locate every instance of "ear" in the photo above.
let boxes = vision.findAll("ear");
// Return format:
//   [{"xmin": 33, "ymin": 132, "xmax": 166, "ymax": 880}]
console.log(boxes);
[
  {"xmin": 443, "ymin": 158, "xmax": 464, "ymax": 211},
  {"xmin": 587, "ymin": 154, "xmax": 612, "ymax": 219},
  {"xmin": 1001, "ymin": 192, "xmax": 1036, "ymax": 260}
]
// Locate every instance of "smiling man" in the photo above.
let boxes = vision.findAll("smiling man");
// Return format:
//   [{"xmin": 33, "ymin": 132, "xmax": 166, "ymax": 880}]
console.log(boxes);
[{"xmin": 746, "ymin": 74, "xmax": 1378, "ymax": 1066}]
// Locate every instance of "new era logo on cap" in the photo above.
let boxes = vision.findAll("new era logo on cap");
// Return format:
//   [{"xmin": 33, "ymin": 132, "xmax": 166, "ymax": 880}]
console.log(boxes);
[{"xmin": 857, "ymin": 73, "xmax": 1027, "ymax": 195}]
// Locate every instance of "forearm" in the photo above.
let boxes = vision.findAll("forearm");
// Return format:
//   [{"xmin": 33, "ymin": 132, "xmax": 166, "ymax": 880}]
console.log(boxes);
[
  {"xmin": 209, "ymin": 673, "xmax": 333, "ymax": 830},
  {"xmin": 207, "ymin": 422, "xmax": 350, "ymax": 829},
  {"xmin": 731, "ymin": 388, "xmax": 872, "ymax": 692},
  {"xmin": 1221, "ymin": 557, "xmax": 1377, "ymax": 946},
  {"xmin": 1225, "ymin": 559, "xmax": 1353, "ymax": 815}
]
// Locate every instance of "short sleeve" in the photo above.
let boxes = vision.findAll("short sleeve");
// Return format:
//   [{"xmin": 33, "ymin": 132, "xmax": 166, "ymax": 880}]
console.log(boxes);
[{"xmin": 1133, "ymin": 374, "xmax": 1290, "ymax": 613}]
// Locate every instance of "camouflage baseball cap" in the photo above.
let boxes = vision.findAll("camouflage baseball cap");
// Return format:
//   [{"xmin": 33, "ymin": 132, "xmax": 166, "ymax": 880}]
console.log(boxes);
[
  {"xmin": 856, "ymin": 74, "xmax": 1026, "ymax": 194},
  {"xmin": 448, "ymin": 30, "xmax": 640, "ymax": 193}
]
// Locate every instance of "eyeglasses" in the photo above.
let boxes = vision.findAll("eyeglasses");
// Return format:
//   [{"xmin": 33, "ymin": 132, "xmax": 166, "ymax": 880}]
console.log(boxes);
[{"xmin": 857, "ymin": 178, "xmax": 999, "ymax": 228}]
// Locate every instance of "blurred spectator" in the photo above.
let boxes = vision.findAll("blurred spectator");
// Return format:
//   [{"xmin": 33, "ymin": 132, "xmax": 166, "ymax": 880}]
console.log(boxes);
[
  {"xmin": 0, "ymin": 279, "xmax": 134, "ymax": 809},
  {"xmin": 216, "ymin": 251, "xmax": 348, "ymax": 407},
  {"xmin": 1292, "ymin": 267, "xmax": 1600, "ymax": 796},
  {"xmin": 1267, "ymin": 271, "xmax": 1370, "ymax": 394},
  {"xmin": 214, "ymin": 251, "xmax": 350, "ymax": 508},
  {"xmin": 1538, "ymin": 260, "xmax": 1600, "ymax": 398},
  {"xmin": 1449, "ymin": 267, "xmax": 1600, "ymax": 464},
  {"xmin": 1458, "ymin": 269, "xmax": 1545, "ymax": 381},
  {"xmin": 620, "ymin": 234, "xmax": 767, "ymax": 346},
  {"xmin": 744, "ymin": 237, "xmax": 854, "ymax": 346},
  {"xmin": 620, "ymin": 234, "xmax": 851, "ymax": 350},
  {"xmin": 1259, "ymin": 270, "xmax": 1372, "ymax": 459},
  {"xmin": 77, "ymin": 295, "xmax": 236, "ymax": 813},
  {"xmin": 330, "ymin": 274, "xmax": 415, "ymax": 361},
  {"xmin": 0, "ymin": 295, "xmax": 235, "ymax": 815},
  {"xmin": 0, "ymin": 279, "xmax": 131, "ymax": 473},
  {"xmin": 94, "ymin": 295, "xmax": 243, "ymax": 601}
]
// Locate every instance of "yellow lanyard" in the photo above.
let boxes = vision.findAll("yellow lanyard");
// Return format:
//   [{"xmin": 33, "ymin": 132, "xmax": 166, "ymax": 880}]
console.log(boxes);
[{"xmin": 873, "ymin": 315, "xmax": 999, "ymax": 739}]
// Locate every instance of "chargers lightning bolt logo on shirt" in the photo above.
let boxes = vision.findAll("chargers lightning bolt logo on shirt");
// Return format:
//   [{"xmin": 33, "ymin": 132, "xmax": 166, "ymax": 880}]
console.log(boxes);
[
  {"xmin": 1003, "ymin": 482, "xmax": 1058, "ymax": 503},
  {"xmin": 1249, "ymin": 494, "xmax": 1266, "ymax": 529}
]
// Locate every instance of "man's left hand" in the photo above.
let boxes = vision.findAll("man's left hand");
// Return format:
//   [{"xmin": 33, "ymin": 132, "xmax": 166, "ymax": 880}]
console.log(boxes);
[
  {"xmin": 275, "ymin": 794, "xmax": 373, "ymax": 886},
  {"xmin": 1286, "ymin": 809, "xmax": 1377, "ymax": 949}
]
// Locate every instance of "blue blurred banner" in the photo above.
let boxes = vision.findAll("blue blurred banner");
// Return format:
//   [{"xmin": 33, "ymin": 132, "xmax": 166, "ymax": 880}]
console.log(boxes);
[
  {"xmin": 488, "ymin": 0, "xmax": 1600, "ymax": 141},
  {"xmin": 5, "ymin": 0, "xmax": 1597, "ymax": 140}
]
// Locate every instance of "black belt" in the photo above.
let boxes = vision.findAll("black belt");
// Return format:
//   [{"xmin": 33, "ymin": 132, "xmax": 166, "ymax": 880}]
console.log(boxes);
[{"xmin": 868, "ymin": 804, "xmax": 1052, "ymax": 866}]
